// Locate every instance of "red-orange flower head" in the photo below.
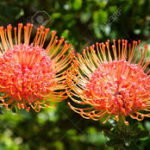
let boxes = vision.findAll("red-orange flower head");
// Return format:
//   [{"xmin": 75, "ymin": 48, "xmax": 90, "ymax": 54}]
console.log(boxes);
[
  {"xmin": 66, "ymin": 39, "xmax": 150, "ymax": 125},
  {"xmin": 0, "ymin": 23, "xmax": 74, "ymax": 112}
]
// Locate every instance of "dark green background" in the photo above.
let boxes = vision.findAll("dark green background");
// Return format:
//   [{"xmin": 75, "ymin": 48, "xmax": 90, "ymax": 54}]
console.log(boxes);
[{"xmin": 0, "ymin": 0, "xmax": 150, "ymax": 150}]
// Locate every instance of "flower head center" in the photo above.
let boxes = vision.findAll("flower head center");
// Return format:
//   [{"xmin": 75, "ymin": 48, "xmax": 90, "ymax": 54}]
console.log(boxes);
[
  {"xmin": 84, "ymin": 60, "xmax": 150, "ymax": 116},
  {"xmin": 0, "ymin": 44, "xmax": 56, "ymax": 103}
]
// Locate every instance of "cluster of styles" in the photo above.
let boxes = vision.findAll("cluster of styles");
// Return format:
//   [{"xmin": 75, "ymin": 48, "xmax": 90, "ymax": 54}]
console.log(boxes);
[{"xmin": 0, "ymin": 23, "xmax": 150, "ymax": 125}]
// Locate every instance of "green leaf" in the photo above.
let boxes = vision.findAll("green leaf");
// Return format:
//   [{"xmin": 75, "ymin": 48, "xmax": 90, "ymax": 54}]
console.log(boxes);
[
  {"xmin": 52, "ymin": 12, "xmax": 61, "ymax": 19},
  {"xmin": 73, "ymin": 0, "xmax": 82, "ymax": 10},
  {"xmin": 61, "ymin": 29, "xmax": 69, "ymax": 39},
  {"xmin": 80, "ymin": 12, "xmax": 91, "ymax": 23},
  {"xmin": 93, "ymin": 10, "xmax": 108, "ymax": 24}
]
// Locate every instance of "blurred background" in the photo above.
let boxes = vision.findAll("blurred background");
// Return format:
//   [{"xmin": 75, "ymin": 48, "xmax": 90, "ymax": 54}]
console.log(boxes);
[{"xmin": 0, "ymin": 0, "xmax": 150, "ymax": 150}]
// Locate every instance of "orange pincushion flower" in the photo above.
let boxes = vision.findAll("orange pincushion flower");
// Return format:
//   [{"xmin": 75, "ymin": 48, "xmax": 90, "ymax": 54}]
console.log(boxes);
[
  {"xmin": 66, "ymin": 40, "xmax": 150, "ymax": 125},
  {"xmin": 0, "ymin": 23, "xmax": 74, "ymax": 112}
]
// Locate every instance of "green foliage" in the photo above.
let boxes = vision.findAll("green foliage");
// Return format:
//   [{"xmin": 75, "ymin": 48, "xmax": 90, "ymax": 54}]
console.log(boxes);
[
  {"xmin": 0, "ymin": 103, "xmax": 112, "ymax": 150},
  {"xmin": 0, "ymin": 0, "xmax": 149, "ymax": 50},
  {"xmin": 0, "ymin": 0, "xmax": 150, "ymax": 149},
  {"xmin": 73, "ymin": 0, "xmax": 82, "ymax": 10}
]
